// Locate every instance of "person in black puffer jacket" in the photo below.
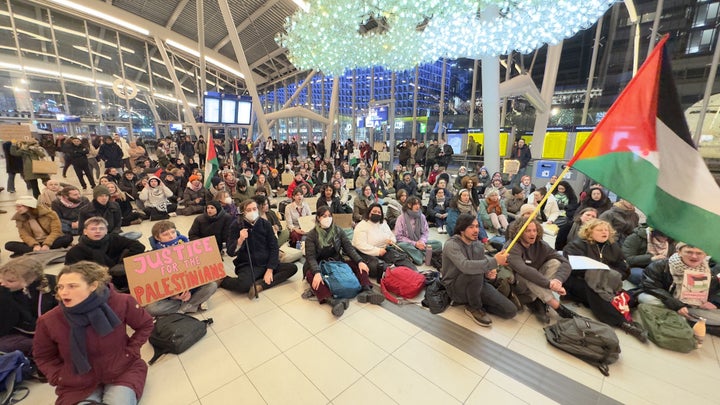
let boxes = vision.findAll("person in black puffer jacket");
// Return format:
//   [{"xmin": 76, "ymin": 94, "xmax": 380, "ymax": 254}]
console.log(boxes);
[
  {"xmin": 188, "ymin": 201, "xmax": 233, "ymax": 253},
  {"xmin": 78, "ymin": 185, "xmax": 123, "ymax": 235}
]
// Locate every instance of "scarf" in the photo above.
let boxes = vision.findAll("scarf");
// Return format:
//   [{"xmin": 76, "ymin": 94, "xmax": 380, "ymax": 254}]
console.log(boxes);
[
  {"xmin": 402, "ymin": 211, "xmax": 423, "ymax": 241},
  {"xmin": 59, "ymin": 196, "xmax": 81, "ymax": 208},
  {"xmin": 520, "ymin": 182, "xmax": 533, "ymax": 196},
  {"xmin": 457, "ymin": 200, "xmax": 477, "ymax": 216},
  {"xmin": 154, "ymin": 234, "xmax": 189, "ymax": 249},
  {"xmin": 224, "ymin": 177, "xmax": 237, "ymax": 190},
  {"xmin": 486, "ymin": 198, "xmax": 502, "ymax": 216},
  {"xmin": 646, "ymin": 228, "xmax": 669, "ymax": 257},
  {"xmin": 186, "ymin": 181, "xmax": 203, "ymax": 192},
  {"xmin": 61, "ymin": 286, "xmax": 121, "ymax": 374},
  {"xmin": 315, "ymin": 223, "xmax": 337, "ymax": 249},
  {"xmin": 668, "ymin": 253, "xmax": 712, "ymax": 305}
]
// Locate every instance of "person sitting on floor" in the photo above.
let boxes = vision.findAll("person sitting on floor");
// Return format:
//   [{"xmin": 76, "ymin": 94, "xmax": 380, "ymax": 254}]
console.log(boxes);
[
  {"xmin": 285, "ymin": 188, "xmax": 312, "ymax": 247},
  {"xmin": 599, "ymin": 199, "xmax": 640, "ymax": 245},
  {"xmin": 563, "ymin": 219, "xmax": 648, "ymax": 342},
  {"xmin": 65, "ymin": 217, "xmax": 146, "ymax": 293},
  {"xmin": 178, "ymin": 174, "xmax": 211, "ymax": 216},
  {"xmin": 442, "ymin": 214, "xmax": 517, "ymax": 327},
  {"xmin": 188, "ymin": 201, "xmax": 233, "ymax": 254},
  {"xmin": 33, "ymin": 261, "xmax": 154, "ymax": 405},
  {"xmin": 304, "ymin": 206, "xmax": 384, "ymax": 317},
  {"xmin": 52, "ymin": 185, "xmax": 90, "ymax": 236},
  {"xmin": 640, "ymin": 243, "xmax": 720, "ymax": 331},
  {"xmin": 6, "ymin": 196, "xmax": 73, "ymax": 258},
  {"xmin": 353, "ymin": 184, "xmax": 377, "ymax": 223},
  {"xmin": 394, "ymin": 196, "xmax": 443, "ymax": 265},
  {"xmin": 428, "ymin": 187, "xmax": 450, "ymax": 234},
  {"xmin": 352, "ymin": 203, "xmax": 417, "ymax": 281},
  {"xmin": 506, "ymin": 218, "xmax": 577, "ymax": 324},
  {"xmin": 479, "ymin": 190, "xmax": 510, "ymax": 235},
  {"xmin": 446, "ymin": 190, "xmax": 495, "ymax": 253},
  {"xmin": 144, "ymin": 221, "xmax": 218, "ymax": 316},
  {"xmin": 622, "ymin": 224, "xmax": 675, "ymax": 286},
  {"xmin": 139, "ymin": 176, "xmax": 177, "ymax": 221},
  {"xmin": 0, "ymin": 256, "xmax": 58, "ymax": 355},
  {"xmin": 221, "ymin": 200, "xmax": 298, "ymax": 298}
]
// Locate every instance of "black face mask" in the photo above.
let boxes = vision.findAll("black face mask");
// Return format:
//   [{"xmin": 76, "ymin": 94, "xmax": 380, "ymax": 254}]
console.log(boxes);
[{"xmin": 370, "ymin": 214, "xmax": 382, "ymax": 223}]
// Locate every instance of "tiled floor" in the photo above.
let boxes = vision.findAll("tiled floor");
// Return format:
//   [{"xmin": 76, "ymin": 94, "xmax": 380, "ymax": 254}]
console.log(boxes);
[{"xmin": 2, "ymin": 165, "xmax": 719, "ymax": 405}]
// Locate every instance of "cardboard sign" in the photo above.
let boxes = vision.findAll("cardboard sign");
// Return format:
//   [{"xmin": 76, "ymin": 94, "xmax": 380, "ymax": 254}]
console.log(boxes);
[
  {"xmin": 0, "ymin": 124, "xmax": 31, "ymax": 141},
  {"xmin": 123, "ymin": 237, "xmax": 225, "ymax": 306},
  {"xmin": 503, "ymin": 159, "xmax": 520, "ymax": 175},
  {"xmin": 378, "ymin": 151, "xmax": 391, "ymax": 162},
  {"xmin": 374, "ymin": 141, "xmax": 386, "ymax": 152},
  {"xmin": 298, "ymin": 215, "xmax": 316, "ymax": 232},
  {"xmin": 281, "ymin": 172, "xmax": 294, "ymax": 186}
]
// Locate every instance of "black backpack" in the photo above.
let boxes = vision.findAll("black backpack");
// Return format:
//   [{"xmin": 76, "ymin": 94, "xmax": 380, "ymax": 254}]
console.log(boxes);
[
  {"xmin": 421, "ymin": 279, "xmax": 451, "ymax": 314},
  {"xmin": 544, "ymin": 318, "xmax": 620, "ymax": 376},
  {"xmin": 148, "ymin": 314, "xmax": 214, "ymax": 365}
]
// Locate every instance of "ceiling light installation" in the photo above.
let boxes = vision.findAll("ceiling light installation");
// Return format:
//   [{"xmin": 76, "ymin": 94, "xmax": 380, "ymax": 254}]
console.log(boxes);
[{"xmin": 278, "ymin": 0, "xmax": 614, "ymax": 76}]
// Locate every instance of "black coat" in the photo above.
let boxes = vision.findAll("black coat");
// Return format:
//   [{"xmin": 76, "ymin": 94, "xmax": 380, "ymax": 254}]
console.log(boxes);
[
  {"xmin": 3, "ymin": 141, "xmax": 23, "ymax": 174},
  {"xmin": 0, "ymin": 275, "xmax": 57, "ymax": 337},
  {"xmin": 227, "ymin": 217, "xmax": 280, "ymax": 272},
  {"xmin": 78, "ymin": 200, "xmax": 123, "ymax": 234},
  {"xmin": 188, "ymin": 210, "xmax": 233, "ymax": 251},
  {"xmin": 65, "ymin": 234, "xmax": 146, "ymax": 267},
  {"xmin": 98, "ymin": 141, "xmax": 124, "ymax": 168},
  {"xmin": 641, "ymin": 259, "xmax": 720, "ymax": 311}
]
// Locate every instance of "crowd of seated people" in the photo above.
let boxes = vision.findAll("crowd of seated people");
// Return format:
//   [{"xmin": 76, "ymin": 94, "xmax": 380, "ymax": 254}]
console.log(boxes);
[{"xmin": 2, "ymin": 133, "xmax": 717, "ymax": 404}]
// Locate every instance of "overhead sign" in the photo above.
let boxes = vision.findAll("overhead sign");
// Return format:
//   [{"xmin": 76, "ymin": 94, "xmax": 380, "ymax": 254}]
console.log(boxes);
[{"xmin": 123, "ymin": 237, "xmax": 225, "ymax": 306}]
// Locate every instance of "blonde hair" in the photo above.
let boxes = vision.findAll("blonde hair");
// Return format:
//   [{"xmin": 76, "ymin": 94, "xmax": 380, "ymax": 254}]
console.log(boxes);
[
  {"xmin": 0, "ymin": 256, "xmax": 48, "ymax": 292},
  {"xmin": 577, "ymin": 218, "xmax": 617, "ymax": 244}
]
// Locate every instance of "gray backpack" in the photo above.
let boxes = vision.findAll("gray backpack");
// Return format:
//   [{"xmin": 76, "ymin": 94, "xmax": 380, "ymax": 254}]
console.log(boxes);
[{"xmin": 544, "ymin": 318, "xmax": 621, "ymax": 376}]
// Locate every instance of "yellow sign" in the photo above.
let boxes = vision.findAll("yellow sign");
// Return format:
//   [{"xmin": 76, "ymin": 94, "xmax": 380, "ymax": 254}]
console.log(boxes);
[
  {"xmin": 467, "ymin": 131, "xmax": 510, "ymax": 156},
  {"xmin": 574, "ymin": 131, "xmax": 592, "ymax": 155},
  {"xmin": 542, "ymin": 131, "xmax": 568, "ymax": 159}
]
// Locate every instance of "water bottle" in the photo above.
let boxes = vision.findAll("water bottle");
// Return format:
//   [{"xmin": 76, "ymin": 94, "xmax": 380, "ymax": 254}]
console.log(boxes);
[
  {"xmin": 424, "ymin": 245, "xmax": 433, "ymax": 266},
  {"xmin": 693, "ymin": 317, "xmax": 706, "ymax": 348},
  {"xmin": 296, "ymin": 241, "xmax": 302, "ymax": 250}
]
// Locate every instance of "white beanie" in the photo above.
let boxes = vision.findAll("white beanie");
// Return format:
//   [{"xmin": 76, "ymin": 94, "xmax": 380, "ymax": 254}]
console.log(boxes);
[{"xmin": 16, "ymin": 195, "xmax": 38, "ymax": 209}]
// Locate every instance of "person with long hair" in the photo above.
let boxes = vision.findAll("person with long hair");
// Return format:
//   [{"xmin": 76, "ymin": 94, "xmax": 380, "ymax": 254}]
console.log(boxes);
[
  {"xmin": 353, "ymin": 184, "xmax": 377, "ymax": 223},
  {"xmin": 567, "ymin": 207, "xmax": 599, "ymax": 244},
  {"xmin": 33, "ymin": 261, "xmax": 154, "ymax": 405},
  {"xmin": 105, "ymin": 181, "xmax": 143, "ymax": 226},
  {"xmin": 6, "ymin": 196, "xmax": 73, "ymax": 257},
  {"xmin": 317, "ymin": 183, "xmax": 345, "ymax": 214},
  {"xmin": 578, "ymin": 185, "xmax": 612, "ymax": 216},
  {"xmin": 352, "ymin": 203, "xmax": 417, "ymax": 280},
  {"xmin": 479, "ymin": 190, "xmax": 510, "ymax": 234},
  {"xmin": 304, "ymin": 206, "xmax": 384, "ymax": 317},
  {"xmin": 563, "ymin": 219, "xmax": 648, "ymax": 342},
  {"xmin": 443, "ymin": 214, "xmax": 516, "ymax": 326},
  {"xmin": 0, "ymin": 256, "xmax": 57, "ymax": 355},
  {"xmin": 394, "ymin": 196, "xmax": 442, "ymax": 265},
  {"xmin": 446, "ymin": 189, "xmax": 493, "ymax": 251}
]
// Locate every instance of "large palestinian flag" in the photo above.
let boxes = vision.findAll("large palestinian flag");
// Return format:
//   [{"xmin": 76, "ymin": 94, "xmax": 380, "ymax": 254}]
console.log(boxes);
[
  {"xmin": 204, "ymin": 134, "xmax": 219, "ymax": 189},
  {"xmin": 569, "ymin": 35, "xmax": 720, "ymax": 259}
]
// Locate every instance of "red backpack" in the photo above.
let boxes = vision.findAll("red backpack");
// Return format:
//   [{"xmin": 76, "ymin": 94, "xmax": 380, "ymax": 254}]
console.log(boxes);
[{"xmin": 380, "ymin": 266, "xmax": 426, "ymax": 304}]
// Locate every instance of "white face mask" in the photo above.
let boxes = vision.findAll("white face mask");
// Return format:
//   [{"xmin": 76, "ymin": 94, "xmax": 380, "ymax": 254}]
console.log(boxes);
[
  {"xmin": 224, "ymin": 197, "xmax": 232, "ymax": 205},
  {"xmin": 245, "ymin": 210, "xmax": 259, "ymax": 223},
  {"xmin": 319, "ymin": 216, "xmax": 333, "ymax": 229}
]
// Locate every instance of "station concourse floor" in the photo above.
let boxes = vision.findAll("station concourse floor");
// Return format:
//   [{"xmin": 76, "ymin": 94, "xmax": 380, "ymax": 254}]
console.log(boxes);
[{"xmin": 1, "ymin": 162, "xmax": 719, "ymax": 405}]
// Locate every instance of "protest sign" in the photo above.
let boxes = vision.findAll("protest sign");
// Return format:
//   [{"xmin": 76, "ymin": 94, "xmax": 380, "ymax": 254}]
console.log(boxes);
[{"xmin": 123, "ymin": 237, "xmax": 225, "ymax": 306}]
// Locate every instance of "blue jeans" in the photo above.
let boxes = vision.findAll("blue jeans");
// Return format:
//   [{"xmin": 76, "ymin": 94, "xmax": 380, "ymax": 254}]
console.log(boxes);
[{"xmin": 85, "ymin": 384, "xmax": 137, "ymax": 405}]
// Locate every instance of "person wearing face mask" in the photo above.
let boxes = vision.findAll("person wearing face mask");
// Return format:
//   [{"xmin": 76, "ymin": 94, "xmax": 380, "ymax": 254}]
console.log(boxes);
[
  {"xmin": 304, "ymin": 206, "xmax": 384, "ymax": 316},
  {"xmin": 352, "ymin": 203, "xmax": 417, "ymax": 281},
  {"xmin": 52, "ymin": 185, "xmax": 91, "ymax": 236},
  {"xmin": 394, "ymin": 196, "xmax": 443, "ymax": 265},
  {"xmin": 188, "ymin": 201, "xmax": 233, "ymax": 253},
  {"xmin": 215, "ymin": 190, "xmax": 239, "ymax": 219},
  {"xmin": 221, "ymin": 200, "xmax": 297, "ymax": 297},
  {"xmin": 33, "ymin": 261, "xmax": 154, "ymax": 405}
]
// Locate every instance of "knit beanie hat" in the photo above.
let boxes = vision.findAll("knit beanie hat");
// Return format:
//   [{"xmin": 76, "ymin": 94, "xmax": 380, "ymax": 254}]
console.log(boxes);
[
  {"xmin": 93, "ymin": 185, "xmax": 110, "ymax": 199},
  {"xmin": 188, "ymin": 174, "xmax": 202, "ymax": 183},
  {"xmin": 207, "ymin": 200, "xmax": 223, "ymax": 214}
]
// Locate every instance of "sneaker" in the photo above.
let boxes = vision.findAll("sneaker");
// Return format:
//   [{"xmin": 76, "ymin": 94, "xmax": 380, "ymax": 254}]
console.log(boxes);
[
  {"xmin": 301, "ymin": 288, "xmax": 315, "ymax": 299},
  {"xmin": 465, "ymin": 306, "xmax": 492, "ymax": 327},
  {"xmin": 0, "ymin": 209, "xmax": 6, "ymax": 214},
  {"xmin": 168, "ymin": 212, "xmax": 177, "ymax": 217},
  {"xmin": 248, "ymin": 282, "xmax": 264, "ymax": 299},
  {"xmin": 357, "ymin": 290, "xmax": 385, "ymax": 305},
  {"xmin": 199, "ymin": 302, "xmax": 209, "ymax": 311}
]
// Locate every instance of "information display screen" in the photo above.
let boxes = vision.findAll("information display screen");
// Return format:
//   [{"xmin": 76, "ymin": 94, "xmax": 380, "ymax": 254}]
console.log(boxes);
[
  {"xmin": 236, "ymin": 101, "xmax": 252, "ymax": 125},
  {"xmin": 204, "ymin": 98, "xmax": 220, "ymax": 123},
  {"xmin": 221, "ymin": 99, "xmax": 236, "ymax": 124}
]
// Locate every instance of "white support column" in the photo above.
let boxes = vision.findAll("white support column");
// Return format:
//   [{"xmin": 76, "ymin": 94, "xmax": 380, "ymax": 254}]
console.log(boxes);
[
  {"xmin": 438, "ymin": 59, "xmax": 447, "ymax": 140},
  {"xmin": 412, "ymin": 65, "xmax": 419, "ymax": 139},
  {"xmin": 531, "ymin": 43, "xmax": 563, "ymax": 159},
  {"xmin": 694, "ymin": 29, "xmax": 720, "ymax": 145},
  {"xmin": 481, "ymin": 56, "xmax": 501, "ymax": 173},
  {"xmin": 582, "ymin": 17, "xmax": 604, "ymax": 125},
  {"xmin": 326, "ymin": 76, "xmax": 340, "ymax": 155},
  {"xmin": 267, "ymin": 70, "xmax": 317, "ymax": 129},
  {"xmin": 500, "ymin": 52, "xmax": 512, "ymax": 127},
  {"xmin": 153, "ymin": 36, "xmax": 200, "ymax": 137},
  {"xmin": 217, "ymin": 0, "xmax": 271, "ymax": 138},
  {"xmin": 468, "ymin": 59, "xmax": 478, "ymax": 129},
  {"xmin": 647, "ymin": 0, "xmax": 664, "ymax": 55}
]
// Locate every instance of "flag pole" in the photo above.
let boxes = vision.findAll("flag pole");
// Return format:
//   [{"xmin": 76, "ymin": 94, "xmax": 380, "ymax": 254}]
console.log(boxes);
[{"xmin": 504, "ymin": 164, "xmax": 573, "ymax": 252}]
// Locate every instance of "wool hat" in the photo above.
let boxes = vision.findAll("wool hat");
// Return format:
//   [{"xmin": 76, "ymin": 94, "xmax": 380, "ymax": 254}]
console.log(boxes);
[
  {"xmin": 15, "ymin": 195, "xmax": 37, "ymax": 208},
  {"xmin": 207, "ymin": 200, "xmax": 223, "ymax": 214},
  {"xmin": 93, "ymin": 185, "xmax": 110, "ymax": 199},
  {"xmin": 519, "ymin": 204, "xmax": 536, "ymax": 217},
  {"xmin": 188, "ymin": 174, "xmax": 202, "ymax": 183}
]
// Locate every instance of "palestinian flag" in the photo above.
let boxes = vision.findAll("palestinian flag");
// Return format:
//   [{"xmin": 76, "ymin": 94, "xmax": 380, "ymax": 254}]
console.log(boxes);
[
  {"xmin": 569, "ymin": 35, "xmax": 720, "ymax": 258},
  {"xmin": 204, "ymin": 134, "xmax": 219, "ymax": 189}
]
